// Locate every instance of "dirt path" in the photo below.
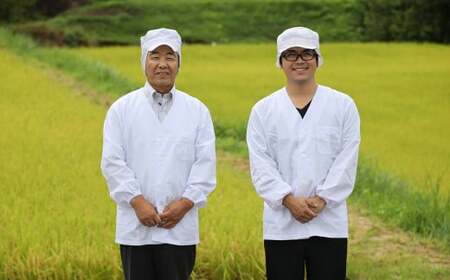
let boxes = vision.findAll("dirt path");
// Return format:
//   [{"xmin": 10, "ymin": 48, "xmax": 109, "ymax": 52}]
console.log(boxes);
[{"xmin": 348, "ymin": 206, "xmax": 449, "ymax": 265}]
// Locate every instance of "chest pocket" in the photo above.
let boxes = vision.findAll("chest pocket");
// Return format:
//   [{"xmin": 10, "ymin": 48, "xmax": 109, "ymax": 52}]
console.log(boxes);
[{"xmin": 315, "ymin": 126, "xmax": 341, "ymax": 155}]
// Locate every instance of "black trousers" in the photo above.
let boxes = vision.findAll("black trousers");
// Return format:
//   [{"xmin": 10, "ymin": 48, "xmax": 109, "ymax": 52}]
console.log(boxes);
[
  {"xmin": 264, "ymin": 237, "xmax": 347, "ymax": 280},
  {"xmin": 120, "ymin": 244, "xmax": 196, "ymax": 280}
]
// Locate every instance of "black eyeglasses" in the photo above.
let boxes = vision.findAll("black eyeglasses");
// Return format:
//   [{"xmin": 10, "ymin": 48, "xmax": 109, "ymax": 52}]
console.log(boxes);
[{"xmin": 281, "ymin": 49, "xmax": 316, "ymax": 62}]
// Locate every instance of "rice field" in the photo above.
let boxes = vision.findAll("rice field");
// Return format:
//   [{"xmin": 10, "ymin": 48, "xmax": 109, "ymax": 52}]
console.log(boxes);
[
  {"xmin": 2, "ymin": 47, "xmax": 449, "ymax": 279},
  {"xmin": 0, "ymin": 49, "xmax": 119, "ymax": 278},
  {"xmin": 69, "ymin": 43, "xmax": 450, "ymax": 194}
]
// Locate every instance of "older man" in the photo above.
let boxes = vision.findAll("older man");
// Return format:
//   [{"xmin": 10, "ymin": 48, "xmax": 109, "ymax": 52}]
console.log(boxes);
[
  {"xmin": 246, "ymin": 27, "xmax": 361, "ymax": 280},
  {"xmin": 101, "ymin": 28, "xmax": 216, "ymax": 280}
]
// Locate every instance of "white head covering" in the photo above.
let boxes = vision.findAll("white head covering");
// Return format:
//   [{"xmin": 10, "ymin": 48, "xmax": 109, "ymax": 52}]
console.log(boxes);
[
  {"xmin": 276, "ymin": 27, "xmax": 324, "ymax": 68},
  {"xmin": 140, "ymin": 28, "xmax": 182, "ymax": 71}
]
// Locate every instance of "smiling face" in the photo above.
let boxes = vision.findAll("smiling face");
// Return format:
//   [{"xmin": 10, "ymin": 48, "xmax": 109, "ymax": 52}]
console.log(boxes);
[
  {"xmin": 280, "ymin": 47, "xmax": 318, "ymax": 85},
  {"xmin": 145, "ymin": 45, "xmax": 179, "ymax": 93}
]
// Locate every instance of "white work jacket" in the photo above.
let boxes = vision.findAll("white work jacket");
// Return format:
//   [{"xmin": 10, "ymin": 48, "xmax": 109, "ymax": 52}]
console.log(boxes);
[
  {"xmin": 101, "ymin": 82, "xmax": 216, "ymax": 245},
  {"xmin": 247, "ymin": 85, "xmax": 360, "ymax": 240}
]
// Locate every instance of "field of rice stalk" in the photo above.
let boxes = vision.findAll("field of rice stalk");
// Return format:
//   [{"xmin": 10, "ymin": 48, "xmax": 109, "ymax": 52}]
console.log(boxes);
[
  {"xmin": 1, "ymin": 48, "xmax": 449, "ymax": 279},
  {"xmin": 69, "ymin": 43, "xmax": 450, "ymax": 195}
]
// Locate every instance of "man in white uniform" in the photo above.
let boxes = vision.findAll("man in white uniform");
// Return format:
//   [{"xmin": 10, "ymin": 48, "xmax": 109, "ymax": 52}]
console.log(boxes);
[
  {"xmin": 101, "ymin": 28, "xmax": 216, "ymax": 280},
  {"xmin": 246, "ymin": 27, "xmax": 360, "ymax": 280}
]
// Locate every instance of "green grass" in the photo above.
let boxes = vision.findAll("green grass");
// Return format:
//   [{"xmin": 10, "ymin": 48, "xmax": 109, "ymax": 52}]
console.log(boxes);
[
  {"xmin": 0, "ymin": 49, "xmax": 120, "ymax": 278},
  {"xmin": 12, "ymin": 0, "xmax": 359, "ymax": 46},
  {"xmin": 1, "ymin": 49, "xmax": 449, "ymax": 279},
  {"xmin": 0, "ymin": 28, "xmax": 134, "ymax": 97},
  {"xmin": 68, "ymin": 43, "xmax": 450, "ymax": 194},
  {"xmin": 352, "ymin": 157, "xmax": 450, "ymax": 248}
]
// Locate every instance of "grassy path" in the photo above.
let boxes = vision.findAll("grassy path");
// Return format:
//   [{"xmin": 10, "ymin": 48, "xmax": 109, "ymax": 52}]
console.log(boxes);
[
  {"xmin": 1, "ymin": 48, "xmax": 448, "ymax": 279},
  {"xmin": 347, "ymin": 207, "xmax": 449, "ymax": 279}
]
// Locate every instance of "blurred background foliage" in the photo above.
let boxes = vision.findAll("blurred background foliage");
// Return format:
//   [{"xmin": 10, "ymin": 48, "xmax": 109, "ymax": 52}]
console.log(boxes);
[{"xmin": 1, "ymin": 0, "xmax": 449, "ymax": 46}]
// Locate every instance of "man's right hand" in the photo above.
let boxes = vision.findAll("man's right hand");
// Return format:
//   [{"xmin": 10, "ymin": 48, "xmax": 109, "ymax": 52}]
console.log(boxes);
[
  {"xmin": 130, "ymin": 195, "xmax": 161, "ymax": 227},
  {"xmin": 282, "ymin": 194, "xmax": 317, "ymax": 223}
]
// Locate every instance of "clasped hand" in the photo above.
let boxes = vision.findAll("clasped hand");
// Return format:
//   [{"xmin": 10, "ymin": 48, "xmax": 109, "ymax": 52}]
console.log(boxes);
[
  {"xmin": 282, "ymin": 194, "xmax": 326, "ymax": 224},
  {"xmin": 130, "ymin": 195, "xmax": 194, "ymax": 229}
]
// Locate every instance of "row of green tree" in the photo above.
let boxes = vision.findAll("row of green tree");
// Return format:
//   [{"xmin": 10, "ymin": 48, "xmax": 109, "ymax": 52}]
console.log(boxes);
[
  {"xmin": 0, "ymin": 0, "xmax": 88, "ymax": 20},
  {"xmin": 355, "ymin": 0, "xmax": 449, "ymax": 43},
  {"xmin": 1, "ymin": 0, "xmax": 448, "ymax": 44}
]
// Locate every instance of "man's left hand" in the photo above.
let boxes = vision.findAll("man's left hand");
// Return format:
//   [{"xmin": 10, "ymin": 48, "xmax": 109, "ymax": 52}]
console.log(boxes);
[
  {"xmin": 158, "ymin": 198, "xmax": 194, "ymax": 229},
  {"xmin": 306, "ymin": 196, "xmax": 327, "ymax": 214}
]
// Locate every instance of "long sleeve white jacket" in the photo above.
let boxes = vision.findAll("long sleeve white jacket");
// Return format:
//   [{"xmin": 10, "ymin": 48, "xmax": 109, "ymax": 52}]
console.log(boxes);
[
  {"xmin": 101, "ymin": 83, "xmax": 216, "ymax": 245},
  {"xmin": 247, "ymin": 86, "xmax": 360, "ymax": 240}
]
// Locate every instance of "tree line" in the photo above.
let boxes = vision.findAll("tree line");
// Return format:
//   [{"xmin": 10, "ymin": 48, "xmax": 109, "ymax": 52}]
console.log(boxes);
[{"xmin": 1, "ymin": 0, "xmax": 448, "ymax": 44}]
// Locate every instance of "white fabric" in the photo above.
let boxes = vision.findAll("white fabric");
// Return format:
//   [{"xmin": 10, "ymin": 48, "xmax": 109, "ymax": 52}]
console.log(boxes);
[
  {"xmin": 147, "ymin": 89, "xmax": 173, "ymax": 122},
  {"xmin": 276, "ymin": 27, "xmax": 324, "ymax": 68},
  {"xmin": 101, "ymin": 82, "xmax": 216, "ymax": 245},
  {"xmin": 140, "ymin": 28, "xmax": 182, "ymax": 71},
  {"xmin": 247, "ymin": 85, "xmax": 360, "ymax": 240}
]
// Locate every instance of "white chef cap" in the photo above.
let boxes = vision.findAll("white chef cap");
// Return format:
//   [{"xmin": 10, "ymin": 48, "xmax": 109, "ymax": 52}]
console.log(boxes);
[
  {"xmin": 276, "ymin": 27, "xmax": 324, "ymax": 68},
  {"xmin": 140, "ymin": 28, "xmax": 182, "ymax": 71}
]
